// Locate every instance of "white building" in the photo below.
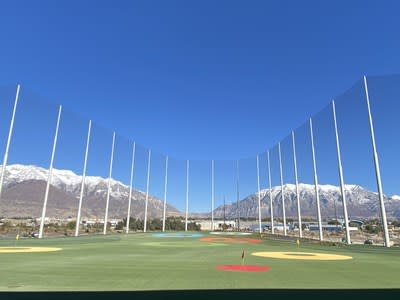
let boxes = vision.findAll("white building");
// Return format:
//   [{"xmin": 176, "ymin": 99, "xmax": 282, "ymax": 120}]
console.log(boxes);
[{"xmin": 195, "ymin": 220, "xmax": 236, "ymax": 231}]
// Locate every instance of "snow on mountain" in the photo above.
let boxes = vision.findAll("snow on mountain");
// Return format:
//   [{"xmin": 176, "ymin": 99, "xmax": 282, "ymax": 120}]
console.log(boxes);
[
  {"xmin": 216, "ymin": 183, "xmax": 400, "ymax": 220},
  {"xmin": 2, "ymin": 164, "xmax": 400, "ymax": 220},
  {"xmin": 0, "ymin": 164, "xmax": 181, "ymax": 219},
  {"xmin": 258, "ymin": 183, "xmax": 362, "ymax": 199},
  {"xmin": 1, "ymin": 164, "xmax": 138, "ymax": 196}
]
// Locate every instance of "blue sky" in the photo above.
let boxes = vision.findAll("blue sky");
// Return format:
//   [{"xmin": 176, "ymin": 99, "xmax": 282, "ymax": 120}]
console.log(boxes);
[{"xmin": 1, "ymin": 1, "xmax": 400, "ymax": 213}]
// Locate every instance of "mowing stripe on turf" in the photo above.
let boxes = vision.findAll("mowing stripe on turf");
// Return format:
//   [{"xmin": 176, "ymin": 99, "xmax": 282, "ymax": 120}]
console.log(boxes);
[
  {"xmin": 141, "ymin": 242, "xmax": 227, "ymax": 247},
  {"xmin": 200, "ymin": 237, "xmax": 262, "ymax": 244}
]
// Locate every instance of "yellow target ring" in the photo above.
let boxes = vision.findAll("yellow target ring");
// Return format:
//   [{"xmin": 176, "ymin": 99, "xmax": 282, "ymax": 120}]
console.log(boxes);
[
  {"xmin": 252, "ymin": 251, "xmax": 352, "ymax": 260},
  {"xmin": 0, "ymin": 247, "xmax": 62, "ymax": 253}
]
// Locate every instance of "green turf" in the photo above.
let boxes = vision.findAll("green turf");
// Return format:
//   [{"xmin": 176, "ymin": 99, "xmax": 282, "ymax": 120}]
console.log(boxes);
[{"xmin": 0, "ymin": 233, "xmax": 399, "ymax": 291}]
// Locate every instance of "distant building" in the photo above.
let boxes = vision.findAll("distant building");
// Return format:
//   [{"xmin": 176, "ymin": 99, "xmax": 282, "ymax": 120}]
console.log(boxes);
[
  {"xmin": 195, "ymin": 220, "xmax": 236, "ymax": 231},
  {"xmin": 307, "ymin": 224, "xmax": 343, "ymax": 232},
  {"xmin": 35, "ymin": 217, "xmax": 51, "ymax": 224},
  {"xmin": 251, "ymin": 223, "xmax": 291, "ymax": 232}
]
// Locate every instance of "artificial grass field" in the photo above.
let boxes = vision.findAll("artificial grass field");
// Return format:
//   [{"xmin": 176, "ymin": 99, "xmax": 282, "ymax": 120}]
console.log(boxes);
[{"xmin": 0, "ymin": 232, "xmax": 399, "ymax": 291}]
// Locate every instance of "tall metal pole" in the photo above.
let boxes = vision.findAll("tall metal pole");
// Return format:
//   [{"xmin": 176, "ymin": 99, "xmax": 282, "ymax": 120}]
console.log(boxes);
[
  {"xmin": 332, "ymin": 101, "xmax": 351, "ymax": 245},
  {"xmin": 256, "ymin": 154, "xmax": 262, "ymax": 234},
  {"xmin": 363, "ymin": 76, "xmax": 390, "ymax": 247},
  {"xmin": 292, "ymin": 131, "xmax": 302, "ymax": 238},
  {"xmin": 162, "ymin": 155, "xmax": 169, "ymax": 232},
  {"xmin": 126, "ymin": 142, "xmax": 136, "ymax": 234},
  {"xmin": 75, "ymin": 120, "xmax": 92, "ymax": 237},
  {"xmin": 185, "ymin": 159, "xmax": 189, "ymax": 232},
  {"xmin": 103, "ymin": 132, "xmax": 115, "ymax": 235},
  {"xmin": 309, "ymin": 118, "xmax": 323, "ymax": 241},
  {"xmin": 39, "ymin": 105, "xmax": 62, "ymax": 239},
  {"xmin": 223, "ymin": 195, "xmax": 226, "ymax": 225},
  {"xmin": 211, "ymin": 160, "xmax": 214, "ymax": 231},
  {"xmin": 278, "ymin": 142, "xmax": 287, "ymax": 236},
  {"xmin": 143, "ymin": 149, "xmax": 151, "ymax": 232},
  {"xmin": 236, "ymin": 159, "xmax": 240, "ymax": 231},
  {"xmin": 0, "ymin": 84, "xmax": 20, "ymax": 206},
  {"xmin": 267, "ymin": 150, "xmax": 274, "ymax": 234}
]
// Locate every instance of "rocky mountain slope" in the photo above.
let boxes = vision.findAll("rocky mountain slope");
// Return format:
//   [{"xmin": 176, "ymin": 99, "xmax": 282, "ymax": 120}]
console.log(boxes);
[
  {"xmin": 0, "ymin": 164, "xmax": 182, "ymax": 220},
  {"xmin": 1, "ymin": 164, "xmax": 400, "ymax": 221},
  {"xmin": 213, "ymin": 183, "xmax": 400, "ymax": 221}
]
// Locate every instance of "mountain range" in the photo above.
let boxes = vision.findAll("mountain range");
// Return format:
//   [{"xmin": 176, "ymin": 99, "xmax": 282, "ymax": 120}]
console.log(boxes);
[
  {"xmin": 1, "ymin": 164, "xmax": 400, "ymax": 221},
  {"xmin": 213, "ymin": 183, "xmax": 400, "ymax": 221},
  {"xmin": 0, "ymin": 164, "xmax": 181, "ymax": 220}
]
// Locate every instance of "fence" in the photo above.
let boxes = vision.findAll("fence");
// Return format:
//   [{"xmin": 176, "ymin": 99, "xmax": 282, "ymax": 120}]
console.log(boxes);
[{"xmin": 1, "ymin": 74, "xmax": 400, "ymax": 247}]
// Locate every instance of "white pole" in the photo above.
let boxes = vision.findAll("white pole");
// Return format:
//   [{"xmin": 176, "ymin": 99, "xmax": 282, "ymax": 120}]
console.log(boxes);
[
  {"xmin": 143, "ymin": 149, "xmax": 151, "ymax": 233},
  {"xmin": 211, "ymin": 160, "xmax": 214, "ymax": 231},
  {"xmin": 363, "ymin": 76, "xmax": 390, "ymax": 247},
  {"xmin": 103, "ymin": 132, "xmax": 115, "ymax": 235},
  {"xmin": 292, "ymin": 131, "xmax": 302, "ymax": 238},
  {"xmin": 39, "ymin": 105, "xmax": 62, "ymax": 239},
  {"xmin": 236, "ymin": 159, "xmax": 240, "ymax": 231},
  {"xmin": 185, "ymin": 159, "xmax": 189, "ymax": 232},
  {"xmin": 126, "ymin": 142, "xmax": 136, "ymax": 234},
  {"xmin": 162, "ymin": 156, "xmax": 169, "ymax": 232},
  {"xmin": 332, "ymin": 101, "xmax": 351, "ymax": 245},
  {"xmin": 0, "ymin": 84, "xmax": 20, "ymax": 204},
  {"xmin": 75, "ymin": 120, "xmax": 92, "ymax": 237},
  {"xmin": 278, "ymin": 142, "xmax": 287, "ymax": 236},
  {"xmin": 256, "ymin": 154, "xmax": 262, "ymax": 234},
  {"xmin": 267, "ymin": 150, "xmax": 274, "ymax": 234},
  {"xmin": 309, "ymin": 118, "xmax": 323, "ymax": 241}
]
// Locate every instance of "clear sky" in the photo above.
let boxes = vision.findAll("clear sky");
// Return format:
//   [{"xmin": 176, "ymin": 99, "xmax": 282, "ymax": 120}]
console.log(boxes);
[
  {"xmin": 1, "ymin": 0, "xmax": 400, "ymax": 159},
  {"xmin": 1, "ymin": 1, "xmax": 400, "ymax": 213}
]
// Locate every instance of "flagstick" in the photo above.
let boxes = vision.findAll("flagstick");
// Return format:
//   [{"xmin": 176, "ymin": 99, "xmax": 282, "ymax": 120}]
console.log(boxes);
[{"xmin": 14, "ymin": 228, "xmax": 20, "ymax": 247}]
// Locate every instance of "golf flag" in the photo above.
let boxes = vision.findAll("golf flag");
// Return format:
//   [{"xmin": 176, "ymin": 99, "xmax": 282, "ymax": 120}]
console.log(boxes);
[{"xmin": 16, "ymin": 234, "xmax": 19, "ymax": 241}]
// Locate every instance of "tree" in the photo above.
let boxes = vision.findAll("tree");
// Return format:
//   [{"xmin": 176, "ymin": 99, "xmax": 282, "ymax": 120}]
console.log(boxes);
[
  {"xmin": 328, "ymin": 220, "xmax": 341, "ymax": 225},
  {"xmin": 115, "ymin": 221, "xmax": 124, "ymax": 230},
  {"xmin": 364, "ymin": 224, "xmax": 381, "ymax": 234},
  {"xmin": 149, "ymin": 219, "xmax": 162, "ymax": 231},
  {"xmin": 66, "ymin": 221, "xmax": 76, "ymax": 230}
]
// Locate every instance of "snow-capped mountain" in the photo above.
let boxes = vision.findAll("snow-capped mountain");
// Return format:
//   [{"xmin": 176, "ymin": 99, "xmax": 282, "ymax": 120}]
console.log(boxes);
[
  {"xmin": 213, "ymin": 183, "xmax": 400, "ymax": 220},
  {"xmin": 391, "ymin": 195, "xmax": 400, "ymax": 201},
  {"xmin": 2, "ymin": 164, "xmax": 133, "ymax": 197},
  {"xmin": 2, "ymin": 164, "xmax": 400, "ymax": 221},
  {"xmin": 0, "ymin": 164, "xmax": 182, "ymax": 219}
]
